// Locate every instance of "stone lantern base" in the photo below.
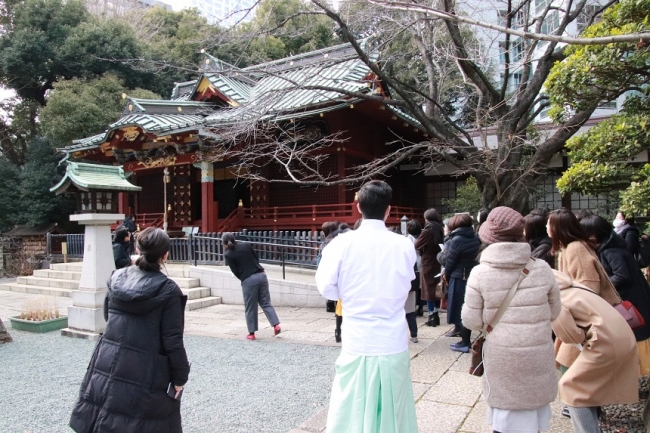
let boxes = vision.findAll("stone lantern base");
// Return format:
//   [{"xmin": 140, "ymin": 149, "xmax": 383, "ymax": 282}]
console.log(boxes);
[{"xmin": 61, "ymin": 213, "xmax": 123, "ymax": 340}]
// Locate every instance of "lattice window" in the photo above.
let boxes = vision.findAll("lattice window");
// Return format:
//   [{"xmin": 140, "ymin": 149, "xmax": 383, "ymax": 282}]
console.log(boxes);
[
  {"xmin": 535, "ymin": 0, "xmax": 551, "ymax": 14},
  {"xmin": 426, "ymin": 180, "xmax": 465, "ymax": 216},
  {"xmin": 541, "ymin": 11, "xmax": 560, "ymax": 34},
  {"xmin": 577, "ymin": 4, "xmax": 601, "ymax": 33},
  {"xmin": 530, "ymin": 174, "xmax": 562, "ymax": 210}
]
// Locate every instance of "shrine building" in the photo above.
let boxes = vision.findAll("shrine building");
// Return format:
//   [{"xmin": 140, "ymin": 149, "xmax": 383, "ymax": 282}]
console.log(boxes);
[{"xmin": 61, "ymin": 42, "xmax": 432, "ymax": 232}]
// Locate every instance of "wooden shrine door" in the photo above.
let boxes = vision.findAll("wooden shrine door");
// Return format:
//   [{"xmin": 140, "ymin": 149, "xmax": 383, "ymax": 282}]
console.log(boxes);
[{"xmin": 172, "ymin": 165, "xmax": 192, "ymax": 226}]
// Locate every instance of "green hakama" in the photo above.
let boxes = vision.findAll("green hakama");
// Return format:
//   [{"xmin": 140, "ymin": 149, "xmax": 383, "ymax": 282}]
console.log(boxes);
[{"xmin": 326, "ymin": 350, "xmax": 417, "ymax": 433}]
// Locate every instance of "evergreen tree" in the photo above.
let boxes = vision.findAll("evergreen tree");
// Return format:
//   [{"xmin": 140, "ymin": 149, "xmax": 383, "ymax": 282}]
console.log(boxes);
[{"xmin": 17, "ymin": 138, "xmax": 75, "ymax": 227}]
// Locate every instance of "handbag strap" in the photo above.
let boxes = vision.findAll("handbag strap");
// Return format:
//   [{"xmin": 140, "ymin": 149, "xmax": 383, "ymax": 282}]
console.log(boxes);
[{"xmin": 485, "ymin": 257, "xmax": 535, "ymax": 334}]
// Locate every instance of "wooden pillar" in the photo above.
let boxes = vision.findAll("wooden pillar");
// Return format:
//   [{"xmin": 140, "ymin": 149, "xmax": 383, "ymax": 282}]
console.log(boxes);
[
  {"xmin": 118, "ymin": 192, "xmax": 129, "ymax": 216},
  {"xmin": 200, "ymin": 162, "xmax": 217, "ymax": 233},
  {"xmin": 337, "ymin": 151, "xmax": 346, "ymax": 204}
]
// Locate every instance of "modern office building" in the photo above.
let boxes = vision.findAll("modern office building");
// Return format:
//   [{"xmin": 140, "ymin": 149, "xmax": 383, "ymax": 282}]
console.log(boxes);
[{"xmin": 172, "ymin": 0, "xmax": 258, "ymax": 27}]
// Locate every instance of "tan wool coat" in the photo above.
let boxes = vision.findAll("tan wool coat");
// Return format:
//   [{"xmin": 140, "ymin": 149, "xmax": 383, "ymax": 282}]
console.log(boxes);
[
  {"xmin": 556, "ymin": 240, "xmax": 621, "ymax": 367},
  {"xmin": 552, "ymin": 271, "xmax": 638, "ymax": 407},
  {"xmin": 462, "ymin": 242, "xmax": 561, "ymax": 410}
]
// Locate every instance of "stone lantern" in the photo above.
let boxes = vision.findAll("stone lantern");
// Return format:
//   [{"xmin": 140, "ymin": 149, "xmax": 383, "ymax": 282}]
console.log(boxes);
[{"xmin": 51, "ymin": 162, "xmax": 141, "ymax": 339}]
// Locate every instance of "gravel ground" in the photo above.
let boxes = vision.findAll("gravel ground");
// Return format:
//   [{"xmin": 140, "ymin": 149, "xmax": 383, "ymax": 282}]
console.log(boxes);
[
  {"xmin": 0, "ymin": 329, "xmax": 339, "ymax": 433},
  {"xmin": 601, "ymin": 376, "xmax": 649, "ymax": 433}
]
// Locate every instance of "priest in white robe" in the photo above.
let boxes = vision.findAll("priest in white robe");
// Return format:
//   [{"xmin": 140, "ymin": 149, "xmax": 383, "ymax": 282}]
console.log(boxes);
[{"xmin": 316, "ymin": 180, "xmax": 418, "ymax": 433}]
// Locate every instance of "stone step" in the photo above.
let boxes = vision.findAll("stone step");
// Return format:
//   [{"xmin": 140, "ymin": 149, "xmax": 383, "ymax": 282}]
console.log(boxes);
[
  {"xmin": 0, "ymin": 283, "xmax": 73, "ymax": 297},
  {"xmin": 0, "ymin": 283, "xmax": 219, "ymax": 311},
  {"xmin": 50, "ymin": 263, "xmax": 83, "ymax": 272},
  {"xmin": 19, "ymin": 274, "xmax": 199, "ymax": 290},
  {"xmin": 181, "ymin": 287, "xmax": 211, "ymax": 300},
  {"xmin": 164, "ymin": 268, "xmax": 191, "ymax": 278},
  {"xmin": 186, "ymin": 296, "xmax": 221, "ymax": 311},
  {"xmin": 33, "ymin": 269, "xmax": 82, "ymax": 281},
  {"xmin": 17, "ymin": 276, "xmax": 79, "ymax": 290},
  {"xmin": 49, "ymin": 263, "xmax": 192, "ymax": 275},
  {"xmin": 170, "ymin": 277, "xmax": 200, "ymax": 289}
]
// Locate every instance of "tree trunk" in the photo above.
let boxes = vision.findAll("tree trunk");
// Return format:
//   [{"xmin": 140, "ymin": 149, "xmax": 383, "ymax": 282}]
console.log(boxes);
[
  {"xmin": 479, "ymin": 172, "xmax": 536, "ymax": 214},
  {"xmin": 0, "ymin": 317, "xmax": 13, "ymax": 344}
]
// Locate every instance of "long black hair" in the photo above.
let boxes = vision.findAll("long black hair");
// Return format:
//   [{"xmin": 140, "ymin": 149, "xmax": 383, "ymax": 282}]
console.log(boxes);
[
  {"xmin": 135, "ymin": 227, "xmax": 170, "ymax": 272},
  {"xmin": 222, "ymin": 232, "xmax": 237, "ymax": 251}
]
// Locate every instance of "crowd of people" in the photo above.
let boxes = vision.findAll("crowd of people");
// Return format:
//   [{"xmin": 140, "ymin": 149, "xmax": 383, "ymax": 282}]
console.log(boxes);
[
  {"xmin": 316, "ymin": 186, "xmax": 650, "ymax": 433},
  {"xmin": 74, "ymin": 183, "xmax": 650, "ymax": 433}
]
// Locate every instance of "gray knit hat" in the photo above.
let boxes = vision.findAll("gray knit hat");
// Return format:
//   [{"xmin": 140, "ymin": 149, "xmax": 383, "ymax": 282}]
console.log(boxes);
[{"xmin": 478, "ymin": 206, "xmax": 525, "ymax": 244}]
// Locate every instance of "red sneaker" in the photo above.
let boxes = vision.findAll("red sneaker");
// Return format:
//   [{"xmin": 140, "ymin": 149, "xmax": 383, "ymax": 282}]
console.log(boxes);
[
  {"xmin": 246, "ymin": 333, "xmax": 255, "ymax": 340},
  {"xmin": 274, "ymin": 324, "xmax": 281, "ymax": 336}
]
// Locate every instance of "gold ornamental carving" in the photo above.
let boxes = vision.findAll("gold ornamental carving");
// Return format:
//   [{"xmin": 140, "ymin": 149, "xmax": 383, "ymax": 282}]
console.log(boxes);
[
  {"xmin": 136, "ymin": 155, "xmax": 177, "ymax": 169},
  {"xmin": 122, "ymin": 127, "xmax": 140, "ymax": 142}
]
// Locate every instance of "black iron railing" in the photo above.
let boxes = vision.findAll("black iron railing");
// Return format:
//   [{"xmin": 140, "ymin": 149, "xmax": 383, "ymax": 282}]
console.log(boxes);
[{"xmin": 48, "ymin": 230, "xmax": 324, "ymax": 278}]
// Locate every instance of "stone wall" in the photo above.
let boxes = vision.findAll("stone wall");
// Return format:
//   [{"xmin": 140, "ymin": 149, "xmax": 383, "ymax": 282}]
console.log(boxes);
[
  {"xmin": 2, "ymin": 235, "xmax": 47, "ymax": 276},
  {"xmin": 189, "ymin": 266, "xmax": 324, "ymax": 308}
]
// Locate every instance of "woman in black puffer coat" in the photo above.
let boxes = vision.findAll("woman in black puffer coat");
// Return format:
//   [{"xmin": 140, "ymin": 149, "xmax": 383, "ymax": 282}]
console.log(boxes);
[
  {"xmin": 581, "ymin": 214, "xmax": 650, "ymax": 375},
  {"xmin": 70, "ymin": 227, "xmax": 190, "ymax": 433},
  {"xmin": 437, "ymin": 213, "xmax": 480, "ymax": 353}
]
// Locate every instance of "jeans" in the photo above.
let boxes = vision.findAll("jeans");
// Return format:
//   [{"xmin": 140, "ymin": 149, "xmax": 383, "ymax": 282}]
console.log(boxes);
[{"xmin": 426, "ymin": 300, "xmax": 440, "ymax": 313}]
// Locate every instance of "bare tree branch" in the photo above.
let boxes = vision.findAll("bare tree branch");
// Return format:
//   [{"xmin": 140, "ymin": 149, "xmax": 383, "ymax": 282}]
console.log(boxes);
[{"xmin": 367, "ymin": 0, "xmax": 650, "ymax": 45}]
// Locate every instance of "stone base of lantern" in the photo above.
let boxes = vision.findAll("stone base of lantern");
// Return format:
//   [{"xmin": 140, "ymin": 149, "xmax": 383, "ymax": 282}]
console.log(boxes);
[{"xmin": 62, "ymin": 213, "xmax": 123, "ymax": 340}]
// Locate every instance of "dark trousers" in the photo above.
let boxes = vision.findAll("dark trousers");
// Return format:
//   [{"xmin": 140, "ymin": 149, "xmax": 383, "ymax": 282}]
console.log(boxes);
[
  {"xmin": 241, "ymin": 272, "xmax": 279, "ymax": 333},
  {"xmin": 406, "ymin": 312, "xmax": 417, "ymax": 338}
]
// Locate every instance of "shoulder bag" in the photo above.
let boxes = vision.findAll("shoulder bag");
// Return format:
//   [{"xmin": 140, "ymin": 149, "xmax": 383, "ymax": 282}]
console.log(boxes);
[
  {"xmin": 570, "ymin": 284, "xmax": 646, "ymax": 330},
  {"xmin": 470, "ymin": 257, "xmax": 536, "ymax": 377}
]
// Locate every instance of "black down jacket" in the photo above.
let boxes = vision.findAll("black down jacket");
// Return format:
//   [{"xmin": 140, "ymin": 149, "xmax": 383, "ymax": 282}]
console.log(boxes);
[
  {"xmin": 70, "ymin": 266, "xmax": 190, "ymax": 433},
  {"xmin": 438, "ymin": 226, "xmax": 480, "ymax": 280},
  {"xmin": 529, "ymin": 236, "xmax": 554, "ymax": 269},
  {"xmin": 597, "ymin": 231, "xmax": 650, "ymax": 342}
]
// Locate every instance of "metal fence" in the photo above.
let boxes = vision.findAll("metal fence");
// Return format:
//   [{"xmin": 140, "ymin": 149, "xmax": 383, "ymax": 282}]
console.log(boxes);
[
  {"xmin": 46, "ymin": 233, "xmax": 85, "ymax": 258},
  {"xmin": 47, "ymin": 230, "xmax": 324, "ymax": 271}
]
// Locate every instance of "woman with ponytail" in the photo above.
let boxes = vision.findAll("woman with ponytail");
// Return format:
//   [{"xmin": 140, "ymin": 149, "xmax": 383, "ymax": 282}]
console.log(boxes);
[
  {"xmin": 222, "ymin": 232, "xmax": 281, "ymax": 340},
  {"xmin": 70, "ymin": 227, "xmax": 190, "ymax": 433}
]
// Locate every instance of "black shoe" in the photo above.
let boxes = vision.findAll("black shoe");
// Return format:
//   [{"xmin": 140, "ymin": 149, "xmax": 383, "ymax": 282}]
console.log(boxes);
[
  {"xmin": 426, "ymin": 315, "xmax": 436, "ymax": 327},
  {"xmin": 335, "ymin": 331, "xmax": 341, "ymax": 343},
  {"xmin": 432, "ymin": 312, "xmax": 440, "ymax": 326},
  {"xmin": 416, "ymin": 305, "xmax": 424, "ymax": 317},
  {"xmin": 444, "ymin": 327, "xmax": 461, "ymax": 337},
  {"xmin": 561, "ymin": 406, "xmax": 571, "ymax": 418}
]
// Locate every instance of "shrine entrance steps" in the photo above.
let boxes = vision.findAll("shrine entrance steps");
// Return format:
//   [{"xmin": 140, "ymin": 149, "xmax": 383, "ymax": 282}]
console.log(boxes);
[{"xmin": 0, "ymin": 262, "xmax": 221, "ymax": 311}]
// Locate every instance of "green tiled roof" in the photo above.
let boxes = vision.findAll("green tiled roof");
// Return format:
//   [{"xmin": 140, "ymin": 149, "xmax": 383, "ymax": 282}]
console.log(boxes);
[
  {"xmin": 65, "ymin": 42, "xmax": 381, "ymax": 154},
  {"xmin": 200, "ymin": 73, "xmax": 252, "ymax": 103},
  {"xmin": 171, "ymin": 80, "xmax": 198, "ymax": 99},
  {"xmin": 387, "ymin": 105, "xmax": 423, "ymax": 130},
  {"xmin": 51, "ymin": 162, "xmax": 142, "ymax": 194},
  {"xmin": 204, "ymin": 54, "xmax": 372, "ymax": 126},
  {"xmin": 64, "ymin": 114, "xmax": 204, "ymax": 153},
  {"xmin": 125, "ymin": 98, "xmax": 214, "ymax": 115},
  {"xmin": 112, "ymin": 114, "xmax": 203, "ymax": 131}
]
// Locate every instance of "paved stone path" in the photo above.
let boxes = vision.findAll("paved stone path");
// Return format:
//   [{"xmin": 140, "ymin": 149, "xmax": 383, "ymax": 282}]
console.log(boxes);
[{"xmin": 0, "ymin": 271, "xmax": 577, "ymax": 433}]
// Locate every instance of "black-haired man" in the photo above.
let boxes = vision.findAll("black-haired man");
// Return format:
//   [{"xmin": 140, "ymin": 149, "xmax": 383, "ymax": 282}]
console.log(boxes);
[{"xmin": 316, "ymin": 180, "xmax": 418, "ymax": 432}]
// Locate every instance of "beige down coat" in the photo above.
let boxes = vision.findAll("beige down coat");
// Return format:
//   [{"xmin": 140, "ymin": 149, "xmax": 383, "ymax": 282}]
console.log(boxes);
[
  {"xmin": 552, "ymin": 271, "xmax": 638, "ymax": 407},
  {"xmin": 556, "ymin": 240, "xmax": 621, "ymax": 368},
  {"xmin": 462, "ymin": 242, "xmax": 561, "ymax": 410}
]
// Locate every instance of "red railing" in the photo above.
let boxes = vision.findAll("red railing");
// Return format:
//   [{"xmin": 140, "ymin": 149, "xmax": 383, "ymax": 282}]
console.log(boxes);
[
  {"xmin": 221, "ymin": 203, "xmax": 423, "ymax": 231},
  {"xmin": 137, "ymin": 205, "xmax": 423, "ymax": 233},
  {"xmin": 138, "ymin": 213, "xmax": 164, "ymax": 229},
  {"xmin": 216, "ymin": 208, "xmax": 241, "ymax": 232}
]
